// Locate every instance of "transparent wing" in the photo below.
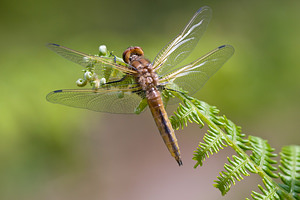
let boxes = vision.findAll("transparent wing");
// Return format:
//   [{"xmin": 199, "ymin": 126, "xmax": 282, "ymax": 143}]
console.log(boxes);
[
  {"xmin": 160, "ymin": 45, "xmax": 234, "ymax": 97},
  {"xmin": 46, "ymin": 84, "xmax": 145, "ymax": 114},
  {"xmin": 47, "ymin": 43, "xmax": 136, "ymax": 79},
  {"xmin": 152, "ymin": 6, "xmax": 212, "ymax": 75}
]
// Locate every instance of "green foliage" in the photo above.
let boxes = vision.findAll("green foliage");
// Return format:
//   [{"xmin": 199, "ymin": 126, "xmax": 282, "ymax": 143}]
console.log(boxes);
[
  {"xmin": 279, "ymin": 146, "xmax": 300, "ymax": 200},
  {"xmin": 215, "ymin": 155, "xmax": 257, "ymax": 195},
  {"xmin": 249, "ymin": 136, "xmax": 278, "ymax": 178},
  {"xmin": 248, "ymin": 177, "xmax": 284, "ymax": 200},
  {"xmin": 169, "ymin": 93, "xmax": 300, "ymax": 199},
  {"xmin": 193, "ymin": 125, "xmax": 227, "ymax": 167}
]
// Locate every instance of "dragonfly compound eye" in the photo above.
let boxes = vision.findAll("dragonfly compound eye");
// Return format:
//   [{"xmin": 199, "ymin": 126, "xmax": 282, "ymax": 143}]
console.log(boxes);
[{"xmin": 122, "ymin": 46, "xmax": 144, "ymax": 63}]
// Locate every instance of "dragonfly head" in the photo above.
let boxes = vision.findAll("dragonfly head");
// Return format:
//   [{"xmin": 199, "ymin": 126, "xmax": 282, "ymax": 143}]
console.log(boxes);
[{"xmin": 123, "ymin": 46, "xmax": 144, "ymax": 64}]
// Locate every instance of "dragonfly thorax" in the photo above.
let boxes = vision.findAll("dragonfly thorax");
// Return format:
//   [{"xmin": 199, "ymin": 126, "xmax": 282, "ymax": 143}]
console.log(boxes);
[
  {"xmin": 134, "ymin": 57, "xmax": 159, "ymax": 91},
  {"xmin": 123, "ymin": 46, "xmax": 159, "ymax": 91}
]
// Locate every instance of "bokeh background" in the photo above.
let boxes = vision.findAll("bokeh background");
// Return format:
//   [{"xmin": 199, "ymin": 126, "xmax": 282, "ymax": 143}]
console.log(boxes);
[{"xmin": 0, "ymin": 0, "xmax": 299, "ymax": 199}]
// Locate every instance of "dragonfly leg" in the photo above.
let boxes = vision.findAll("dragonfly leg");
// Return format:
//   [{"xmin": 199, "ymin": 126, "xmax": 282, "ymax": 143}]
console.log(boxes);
[
  {"xmin": 163, "ymin": 87, "xmax": 187, "ymax": 95},
  {"xmin": 105, "ymin": 75, "xmax": 128, "ymax": 85}
]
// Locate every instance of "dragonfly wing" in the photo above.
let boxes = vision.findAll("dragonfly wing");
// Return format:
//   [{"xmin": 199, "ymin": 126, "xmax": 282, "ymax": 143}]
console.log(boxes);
[
  {"xmin": 161, "ymin": 45, "xmax": 234, "ymax": 97},
  {"xmin": 46, "ymin": 85, "xmax": 145, "ymax": 114},
  {"xmin": 47, "ymin": 43, "xmax": 136, "ymax": 80},
  {"xmin": 152, "ymin": 6, "xmax": 212, "ymax": 75},
  {"xmin": 47, "ymin": 43, "xmax": 91, "ymax": 67}
]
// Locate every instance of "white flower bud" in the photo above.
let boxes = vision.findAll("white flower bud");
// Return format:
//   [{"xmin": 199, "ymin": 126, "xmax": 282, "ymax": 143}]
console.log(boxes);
[
  {"xmin": 100, "ymin": 78, "xmax": 106, "ymax": 85},
  {"xmin": 76, "ymin": 78, "xmax": 87, "ymax": 87},
  {"xmin": 83, "ymin": 56, "xmax": 90, "ymax": 62},
  {"xmin": 99, "ymin": 45, "xmax": 107, "ymax": 56},
  {"xmin": 84, "ymin": 71, "xmax": 93, "ymax": 80}
]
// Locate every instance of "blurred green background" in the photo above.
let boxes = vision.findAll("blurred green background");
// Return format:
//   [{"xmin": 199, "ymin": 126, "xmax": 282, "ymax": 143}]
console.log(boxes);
[{"xmin": 0, "ymin": 0, "xmax": 299, "ymax": 199}]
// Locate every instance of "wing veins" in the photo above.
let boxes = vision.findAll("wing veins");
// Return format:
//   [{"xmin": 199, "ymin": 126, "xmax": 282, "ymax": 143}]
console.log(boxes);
[
  {"xmin": 160, "ymin": 46, "xmax": 220, "ymax": 82},
  {"xmin": 47, "ymin": 43, "xmax": 137, "ymax": 75},
  {"xmin": 152, "ymin": 6, "xmax": 212, "ymax": 74}
]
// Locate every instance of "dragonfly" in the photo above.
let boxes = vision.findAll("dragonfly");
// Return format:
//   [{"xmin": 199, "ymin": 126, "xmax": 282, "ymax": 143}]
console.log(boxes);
[{"xmin": 46, "ymin": 6, "xmax": 234, "ymax": 166}]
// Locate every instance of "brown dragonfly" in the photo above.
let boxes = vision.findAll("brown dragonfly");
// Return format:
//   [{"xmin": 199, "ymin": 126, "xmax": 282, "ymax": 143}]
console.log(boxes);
[{"xmin": 46, "ymin": 6, "xmax": 234, "ymax": 166}]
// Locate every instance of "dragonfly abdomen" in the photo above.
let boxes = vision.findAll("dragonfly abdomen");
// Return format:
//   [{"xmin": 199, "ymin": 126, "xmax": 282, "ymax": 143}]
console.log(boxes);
[{"xmin": 147, "ymin": 88, "xmax": 182, "ymax": 166}]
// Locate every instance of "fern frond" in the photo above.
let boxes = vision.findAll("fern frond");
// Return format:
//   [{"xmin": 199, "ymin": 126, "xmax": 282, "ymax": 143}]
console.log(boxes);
[
  {"xmin": 170, "ymin": 99, "xmax": 204, "ymax": 130},
  {"xmin": 214, "ymin": 155, "xmax": 257, "ymax": 195},
  {"xmin": 248, "ymin": 177, "xmax": 285, "ymax": 200},
  {"xmin": 170, "ymin": 94, "xmax": 220, "ymax": 130},
  {"xmin": 249, "ymin": 136, "xmax": 278, "ymax": 178},
  {"xmin": 193, "ymin": 125, "xmax": 228, "ymax": 167},
  {"xmin": 220, "ymin": 116, "xmax": 251, "ymax": 151},
  {"xmin": 278, "ymin": 145, "xmax": 300, "ymax": 199},
  {"xmin": 170, "ymin": 93, "xmax": 299, "ymax": 199}
]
